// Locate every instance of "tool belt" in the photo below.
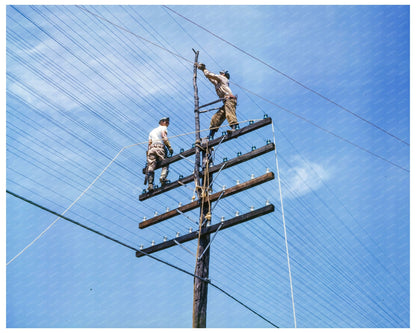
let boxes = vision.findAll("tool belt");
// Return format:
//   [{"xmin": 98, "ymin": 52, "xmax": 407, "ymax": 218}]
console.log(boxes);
[
  {"xmin": 149, "ymin": 143, "xmax": 165, "ymax": 148},
  {"xmin": 224, "ymin": 94, "xmax": 237, "ymax": 100},
  {"xmin": 149, "ymin": 143, "xmax": 169, "ymax": 157}
]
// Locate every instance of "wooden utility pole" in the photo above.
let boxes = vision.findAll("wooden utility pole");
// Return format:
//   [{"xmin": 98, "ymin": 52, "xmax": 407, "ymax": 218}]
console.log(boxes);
[
  {"xmin": 136, "ymin": 50, "xmax": 276, "ymax": 328},
  {"xmin": 192, "ymin": 49, "xmax": 210, "ymax": 328}
]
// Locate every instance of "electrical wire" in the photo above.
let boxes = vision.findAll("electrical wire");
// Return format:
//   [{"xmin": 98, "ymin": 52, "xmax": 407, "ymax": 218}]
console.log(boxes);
[
  {"xmin": 6, "ymin": 189, "xmax": 280, "ymax": 328},
  {"xmin": 271, "ymin": 121, "xmax": 296, "ymax": 327},
  {"xmin": 162, "ymin": 5, "xmax": 409, "ymax": 147},
  {"xmin": 6, "ymin": 5, "xmax": 409, "ymax": 327},
  {"xmin": 72, "ymin": 4, "xmax": 409, "ymax": 174}
]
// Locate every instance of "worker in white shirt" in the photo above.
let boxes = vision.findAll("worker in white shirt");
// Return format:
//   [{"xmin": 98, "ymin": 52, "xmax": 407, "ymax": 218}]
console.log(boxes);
[{"xmin": 146, "ymin": 117, "xmax": 173, "ymax": 191}]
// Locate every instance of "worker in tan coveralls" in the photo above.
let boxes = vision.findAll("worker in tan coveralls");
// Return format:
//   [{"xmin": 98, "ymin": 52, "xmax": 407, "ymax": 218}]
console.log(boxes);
[
  {"xmin": 197, "ymin": 63, "xmax": 238, "ymax": 139},
  {"xmin": 146, "ymin": 117, "xmax": 173, "ymax": 191}
]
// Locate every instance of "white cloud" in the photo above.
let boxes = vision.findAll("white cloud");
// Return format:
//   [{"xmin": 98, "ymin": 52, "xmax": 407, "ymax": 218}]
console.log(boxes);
[{"xmin": 284, "ymin": 156, "xmax": 330, "ymax": 198}]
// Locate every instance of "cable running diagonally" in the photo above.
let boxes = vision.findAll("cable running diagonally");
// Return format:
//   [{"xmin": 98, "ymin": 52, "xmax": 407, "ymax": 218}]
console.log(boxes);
[
  {"xmin": 162, "ymin": 5, "xmax": 409, "ymax": 147},
  {"xmin": 73, "ymin": 5, "xmax": 408, "ymax": 173},
  {"xmin": 6, "ymin": 189, "xmax": 280, "ymax": 328},
  {"xmin": 271, "ymin": 121, "xmax": 296, "ymax": 327}
]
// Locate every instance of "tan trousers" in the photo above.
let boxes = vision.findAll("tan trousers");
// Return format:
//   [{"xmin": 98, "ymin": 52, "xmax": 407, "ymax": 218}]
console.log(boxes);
[
  {"xmin": 147, "ymin": 144, "xmax": 169, "ymax": 183},
  {"xmin": 209, "ymin": 98, "xmax": 237, "ymax": 130}
]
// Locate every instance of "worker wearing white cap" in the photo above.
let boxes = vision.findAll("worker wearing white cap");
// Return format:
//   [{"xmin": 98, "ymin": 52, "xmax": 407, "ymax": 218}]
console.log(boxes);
[{"xmin": 146, "ymin": 117, "xmax": 173, "ymax": 191}]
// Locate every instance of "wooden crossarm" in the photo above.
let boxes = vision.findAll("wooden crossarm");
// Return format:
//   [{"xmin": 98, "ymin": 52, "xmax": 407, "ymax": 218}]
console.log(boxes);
[
  {"xmin": 139, "ymin": 172, "xmax": 275, "ymax": 229},
  {"xmin": 155, "ymin": 117, "xmax": 272, "ymax": 170},
  {"xmin": 136, "ymin": 204, "xmax": 275, "ymax": 258},
  {"xmin": 139, "ymin": 143, "xmax": 275, "ymax": 201}
]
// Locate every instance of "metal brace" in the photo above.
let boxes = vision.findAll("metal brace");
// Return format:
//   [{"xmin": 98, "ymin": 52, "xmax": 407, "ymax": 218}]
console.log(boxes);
[
  {"xmin": 199, "ymin": 107, "xmax": 221, "ymax": 114},
  {"xmin": 199, "ymin": 98, "xmax": 224, "ymax": 109},
  {"xmin": 174, "ymin": 239, "xmax": 196, "ymax": 257},
  {"xmin": 197, "ymin": 221, "xmax": 224, "ymax": 261},
  {"xmin": 209, "ymin": 163, "xmax": 226, "ymax": 188},
  {"xmin": 177, "ymin": 180, "xmax": 195, "ymax": 193},
  {"xmin": 176, "ymin": 208, "xmax": 199, "ymax": 225},
  {"xmin": 179, "ymin": 153, "xmax": 195, "ymax": 165}
]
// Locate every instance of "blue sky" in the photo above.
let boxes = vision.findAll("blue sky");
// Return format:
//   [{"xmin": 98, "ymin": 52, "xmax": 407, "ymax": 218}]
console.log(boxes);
[{"xmin": 5, "ymin": 3, "xmax": 411, "ymax": 329}]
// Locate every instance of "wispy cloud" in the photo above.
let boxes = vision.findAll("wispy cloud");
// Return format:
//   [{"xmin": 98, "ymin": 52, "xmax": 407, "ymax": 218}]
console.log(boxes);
[{"xmin": 284, "ymin": 156, "xmax": 330, "ymax": 198}]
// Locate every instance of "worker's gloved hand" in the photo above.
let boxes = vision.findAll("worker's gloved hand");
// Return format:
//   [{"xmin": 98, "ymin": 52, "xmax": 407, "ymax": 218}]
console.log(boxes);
[
  {"xmin": 197, "ymin": 63, "xmax": 205, "ymax": 71},
  {"xmin": 168, "ymin": 147, "xmax": 174, "ymax": 156}
]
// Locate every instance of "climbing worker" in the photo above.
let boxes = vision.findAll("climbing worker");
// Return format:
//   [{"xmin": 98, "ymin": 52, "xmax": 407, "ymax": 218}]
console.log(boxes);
[
  {"xmin": 146, "ymin": 117, "xmax": 173, "ymax": 191},
  {"xmin": 197, "ymin": 63, "xmax": 238, "ymax": 139}
]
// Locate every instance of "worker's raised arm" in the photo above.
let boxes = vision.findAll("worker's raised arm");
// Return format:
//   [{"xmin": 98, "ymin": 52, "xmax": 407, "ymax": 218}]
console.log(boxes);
[{"xmin": 197, "ymin": 63, "xmax": 220, "ymax": 80}]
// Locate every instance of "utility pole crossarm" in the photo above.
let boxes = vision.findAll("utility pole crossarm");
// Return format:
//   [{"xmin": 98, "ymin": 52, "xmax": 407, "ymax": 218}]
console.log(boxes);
[
  {"xmin": 139, "ymin": 171, "xmax": 275, "ymax": 229},
  {"xmin": 136, "ymin": 204, "xmax": 275, "ymax": 258},
  {"xmin": 139, "ymin": 143, "xmax": 275, "ymax": 201},
  {"xmin": 155, "ymin": 117, "xmax": 272, "ymax": 170}
]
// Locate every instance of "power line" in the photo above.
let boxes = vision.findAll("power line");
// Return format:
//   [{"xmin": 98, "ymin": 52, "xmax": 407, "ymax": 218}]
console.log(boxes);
[
  {"xmin": 271, "ymin": 122, "xmax": 296, "ymax": 327},
  {"xmin": 275, "ymin": 122, "xmax": 408, "ymax": 292},
  {"xmin": 233, "ymin": 83, "xmax": 409, "ymax": 173},
  {"xmin": 158, "ymin": 22, "xmax": 394, "ymax": 319},
  {"xmin": 6, "ymin": 189, "xmax": 280, "ymax": 328},
  {"xmin": 6, "ymin": 6, "xmax": 408, "ymax": 327},
  {"xmin": 73, "ymin": 4, "xmax": 409, "ymax": 174},
  {"xmin": 163, "ymin": 5, "xmax": 409, "ymax": 147},
  {"xmin": 75, "ymin": 5, "xmax": 191, "ymax": 64}
]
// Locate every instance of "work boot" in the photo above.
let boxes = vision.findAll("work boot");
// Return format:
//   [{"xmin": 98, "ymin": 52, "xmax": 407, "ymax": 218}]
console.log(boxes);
[
  {"xmin": 159, "ymin": 175, "xmax": 169, "ymax": 186},
  {"xmin": 147, "ymin": 173, "xmax": 154, "ymax": 191},
  {"xmin": 159, "ymin": 168, "xmax": 169, "ymax": 186},
  {"xmin": 227, "ymin": 124, "xmax": 237, "ymax": 135},
  {"xmin": 207, "ymin": 129, "xmax": 217, "ymax": 140},
  {"xmin": 160, "ymin": 178, "xmax": 169, "ymax": 186}
]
